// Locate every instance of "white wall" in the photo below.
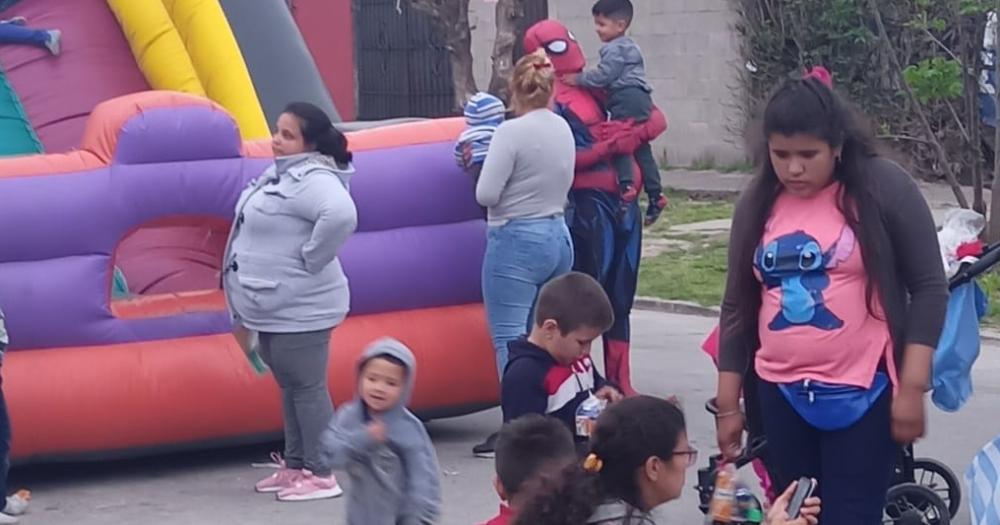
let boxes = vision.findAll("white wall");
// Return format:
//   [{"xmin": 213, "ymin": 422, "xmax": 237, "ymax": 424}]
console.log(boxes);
[{"xmin": 468, "ymin": 0, "xmax": 745, "ymax": 167}]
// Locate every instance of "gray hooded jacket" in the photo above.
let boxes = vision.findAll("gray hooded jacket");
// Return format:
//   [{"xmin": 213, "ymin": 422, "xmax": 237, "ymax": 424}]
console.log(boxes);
[
  {"xmin": 587, "ymin": 500, "xmax": 658, "ymax": 525},
  {"xmin": 223, "ymin": 152, "xmax": 357, "ymax": 333},
  {"xmin": 321, "ymin": 338, "xmax": 442, "ymax": 525}
]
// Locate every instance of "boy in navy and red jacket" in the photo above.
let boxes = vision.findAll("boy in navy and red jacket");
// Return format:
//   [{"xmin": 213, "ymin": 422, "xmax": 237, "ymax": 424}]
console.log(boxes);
[{"xmin": 500, "ymin": 272, "xmax": 624, "ymax": 450}]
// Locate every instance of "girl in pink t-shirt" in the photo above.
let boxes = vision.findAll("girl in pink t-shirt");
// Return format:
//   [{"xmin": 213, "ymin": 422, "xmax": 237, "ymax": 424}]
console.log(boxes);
[{"xmin": 714, "ymin": 69, "xmax": 948, "ymax": 525}]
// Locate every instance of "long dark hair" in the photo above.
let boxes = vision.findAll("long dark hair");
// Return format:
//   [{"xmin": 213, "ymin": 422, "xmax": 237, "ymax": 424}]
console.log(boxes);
[
  {"xmin": 283, "ymin": 102, "xmax": 353, "ymax": 165},
  {"xmin": 731, "ymin": 72, "xmax": 888, "ymax": 342},
  {"xmin": 512, "ymin": 396, "xmax": 686, "ymax": 525}
]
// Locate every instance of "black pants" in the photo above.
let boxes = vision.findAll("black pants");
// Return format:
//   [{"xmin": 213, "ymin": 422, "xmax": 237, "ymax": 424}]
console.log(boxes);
[
  {"xmin": 608, "ymin": 86, "xmax": 661, "ymax": 198},
  {"xmin": 758, "ymin": 379, "xmax": 895, "ymax": 524}
]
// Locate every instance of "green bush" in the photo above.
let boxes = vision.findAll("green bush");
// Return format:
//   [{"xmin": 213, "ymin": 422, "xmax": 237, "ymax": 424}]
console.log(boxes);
[{"xmin": 732, "ymin": 0, "xmax": 992, "ymax": 186}]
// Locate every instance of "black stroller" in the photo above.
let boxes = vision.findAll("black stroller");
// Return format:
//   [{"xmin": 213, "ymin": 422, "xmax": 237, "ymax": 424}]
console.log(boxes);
[{"xmin": 696, "ymin": 242, "xmax": 1000, "ymax": 524}]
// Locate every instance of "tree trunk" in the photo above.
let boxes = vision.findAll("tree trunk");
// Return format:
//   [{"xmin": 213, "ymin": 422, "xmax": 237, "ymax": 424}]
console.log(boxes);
[
  {"xmin": 487, "ymin": 0, "xmax": 524, "ymax": 103},
  {"xmin": 407, "ymin": 0, "xmax": 478, "ymax": 112}
]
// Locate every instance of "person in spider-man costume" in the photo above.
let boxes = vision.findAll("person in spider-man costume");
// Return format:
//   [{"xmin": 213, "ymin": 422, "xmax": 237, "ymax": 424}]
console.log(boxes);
[{"xmin": 523, "ymin": 20, "xmax": 667, "ymax": 395}]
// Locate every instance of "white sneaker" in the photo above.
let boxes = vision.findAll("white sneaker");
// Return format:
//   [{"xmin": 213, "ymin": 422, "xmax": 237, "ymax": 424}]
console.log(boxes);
[
  {"xmin": 5, "ymin": 493, "xmax": 29, "ymax": 516},
  {"xmin": 45, "ymin": 30, "xmax": 60, "ymax": 56}
]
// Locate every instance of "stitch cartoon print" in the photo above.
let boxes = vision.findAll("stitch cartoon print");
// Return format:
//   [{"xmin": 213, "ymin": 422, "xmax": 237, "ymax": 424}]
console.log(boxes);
[{"xmin": 756, "ymin": 226, "xmax": 856, "ymax": 331}]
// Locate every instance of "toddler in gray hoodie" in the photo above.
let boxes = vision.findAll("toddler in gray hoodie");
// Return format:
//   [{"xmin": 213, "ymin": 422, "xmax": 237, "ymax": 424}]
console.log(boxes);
[{"xmin": 321, "ymin": 338, "xmax": 441, "ymax": 525}]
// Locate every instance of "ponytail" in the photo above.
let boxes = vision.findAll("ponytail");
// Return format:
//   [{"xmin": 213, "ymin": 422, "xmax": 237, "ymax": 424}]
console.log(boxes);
[
  {"xmin": 510, "ymin": 50, "xmax": 555, "ymax": 113},
  {"xmin": 282, "ymin": 102, "xmax": 353, "ymax": 165},
  {"xmin": 512, "ymin": 462, "xmax": 602, "ymax": 525}
]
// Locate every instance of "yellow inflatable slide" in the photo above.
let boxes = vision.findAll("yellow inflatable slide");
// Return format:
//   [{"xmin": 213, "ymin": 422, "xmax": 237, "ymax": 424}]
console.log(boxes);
[{"xmin": 106, "ymin": 0, "xmax": 270, "ymax": 139}]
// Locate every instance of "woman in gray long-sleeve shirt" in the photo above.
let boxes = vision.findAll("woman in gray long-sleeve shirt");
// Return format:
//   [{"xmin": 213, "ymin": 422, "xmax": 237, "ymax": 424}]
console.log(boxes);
[
  {"xmin": 223, "ymin": 102, "xmax": 358, "ymax": 502},
  {"xmin": 475, "ymin": 51, "xmax": 576, "ymax": 376},
  {"xmin": 470, "ymin": 52, "xmax": 576, "ymax": 456},
  {"xmin": 715, "ymin": 71, "xmax": 948, "ymax": 525}
]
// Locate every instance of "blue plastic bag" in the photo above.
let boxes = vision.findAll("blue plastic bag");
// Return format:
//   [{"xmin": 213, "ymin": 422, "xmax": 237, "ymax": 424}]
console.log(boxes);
[{"xmin": 932, "ymin": 281, "xmax": 988, "ymax": 412}]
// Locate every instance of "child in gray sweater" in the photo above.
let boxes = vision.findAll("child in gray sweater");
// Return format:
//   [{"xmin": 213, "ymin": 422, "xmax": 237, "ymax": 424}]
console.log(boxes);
[
  {"xmin": 321, "ymin": 338, "xmax": 441, "ymax": 525},
  {"xmin": 566, "ymin": 0, "xmax": 665, "ymax": 226}
]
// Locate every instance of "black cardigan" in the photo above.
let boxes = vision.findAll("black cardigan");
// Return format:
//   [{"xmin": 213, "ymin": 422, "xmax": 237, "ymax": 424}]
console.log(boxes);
[{"xmin": 718, "ymin": 157, "xmax": 949, "ymax": 380}]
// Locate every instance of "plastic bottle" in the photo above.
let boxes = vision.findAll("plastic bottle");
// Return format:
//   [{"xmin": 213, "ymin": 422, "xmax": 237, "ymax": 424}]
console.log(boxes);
[
  {"xmin": 706, "ymin": 463, "xmax": 736, "ymax": 524},
  {"xmin": 575, "ymin": 394, "xmax": 607, "ymax": 438}
]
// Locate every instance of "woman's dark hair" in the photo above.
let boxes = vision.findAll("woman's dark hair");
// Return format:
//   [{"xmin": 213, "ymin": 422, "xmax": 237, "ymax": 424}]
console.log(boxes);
[
  {"xmin": 512, "ymin": 396, "xmax": 686, "ymax": 525},
  {"xmin": 731, "ymin": 73, "xmax": 887, "ymax": 339},
  {"xmin": 283, "ymin": 102, "xmax": 353, "ymax": 165}
]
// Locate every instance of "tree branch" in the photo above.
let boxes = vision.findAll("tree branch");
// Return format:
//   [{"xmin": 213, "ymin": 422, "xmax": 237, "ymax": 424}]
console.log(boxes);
[
  {"xmin": 877, "ymin": 134, "xmax": 934, "ymax": 146},
  {"xmin": 866, "ymin": 0, "xmax": 969, "ymax": 208}
]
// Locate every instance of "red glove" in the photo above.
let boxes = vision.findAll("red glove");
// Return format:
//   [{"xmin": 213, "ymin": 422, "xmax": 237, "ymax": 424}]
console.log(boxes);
[
  {"xmin": 591, "ymin": 120, "xmax": 629, "ymax": 142},
  {"xmin": 609, "ymin": 130, "xmax": 641, "ymax": 156}
]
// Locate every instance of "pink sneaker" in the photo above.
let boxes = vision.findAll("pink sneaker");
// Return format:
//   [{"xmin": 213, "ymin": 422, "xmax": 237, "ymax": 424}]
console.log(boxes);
[
  {"xmin": 254, "ymin": 453, "xmax": 303, "ymax": 493},
  {"xmin": 276, "ymin": 470, "xmax": 343, "ymax": 502}
]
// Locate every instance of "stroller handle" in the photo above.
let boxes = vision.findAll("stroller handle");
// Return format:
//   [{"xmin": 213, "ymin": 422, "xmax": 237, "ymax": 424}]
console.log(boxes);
[{"xmin": 949, "ymin": 242, "xmax": 1000, "ymax": 290}]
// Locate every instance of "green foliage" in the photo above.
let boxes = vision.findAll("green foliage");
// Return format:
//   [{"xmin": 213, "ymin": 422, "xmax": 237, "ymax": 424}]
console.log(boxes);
[
  {"xmin": 733, "ymin": 0, "xmax": 990, "ymax": 184},
  {"xmin": 904, "ymin": 58, "xmax": 964, "ymax": 103}
]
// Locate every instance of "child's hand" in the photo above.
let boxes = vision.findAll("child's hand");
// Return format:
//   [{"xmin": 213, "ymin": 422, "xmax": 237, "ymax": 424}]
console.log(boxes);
[
  {"xmin": 595, "ymin": 386, "xmax": 624, "ymax": 404},
  {"xmin": 367, "ymin": 419, "xmax": 387, "ymax": 443},
  {"xmin": 561, "ymin": 73, "xmax": 579, "ymax": 86}
]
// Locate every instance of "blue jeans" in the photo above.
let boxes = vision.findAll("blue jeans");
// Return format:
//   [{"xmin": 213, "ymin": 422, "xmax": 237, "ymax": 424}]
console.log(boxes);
[
  {"xmin": 0, "ymin": 21, "xmax": 48, "ymax": 49},
  {"xmin": 483, "ymin": 216, "xmax": 573, "ymax": 377}
]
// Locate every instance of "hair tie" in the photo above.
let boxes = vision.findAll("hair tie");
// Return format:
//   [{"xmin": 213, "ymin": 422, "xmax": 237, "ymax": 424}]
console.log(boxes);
[
  {"xmin": 583, "ymin": 453, "xmax": 604, "ymax": 473},
  {"xmin": 533, "ymin": 62, "xmax": 552, "ymax": 70},
  {"xmin": 803, "ymin": 66, "xmax": 833, "ymax": 88}
]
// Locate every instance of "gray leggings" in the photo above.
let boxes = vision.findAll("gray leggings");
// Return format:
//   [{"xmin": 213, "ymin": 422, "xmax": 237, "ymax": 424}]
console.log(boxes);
[{"xmin": 258, "ymin": 329, "xmax": 334, "ymax": 476}]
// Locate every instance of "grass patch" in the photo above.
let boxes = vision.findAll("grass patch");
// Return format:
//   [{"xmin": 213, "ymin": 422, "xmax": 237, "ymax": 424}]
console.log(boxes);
[
  {"xmin": 638, "ymin": 238, "xmax": 728, "ymax": 306},
  {"xmin": 978, "ymin": 271, "xmax": 1000, "ymax": 326},
  {"xmin": 636, "ymin": 190, "xmax": 734, "ymax": 305}
]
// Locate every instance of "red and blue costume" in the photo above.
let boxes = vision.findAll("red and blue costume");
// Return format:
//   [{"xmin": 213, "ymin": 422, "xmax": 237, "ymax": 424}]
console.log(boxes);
[{"xmin": 524, "ymin": 21, "xmax": 667, "ymax": 394}]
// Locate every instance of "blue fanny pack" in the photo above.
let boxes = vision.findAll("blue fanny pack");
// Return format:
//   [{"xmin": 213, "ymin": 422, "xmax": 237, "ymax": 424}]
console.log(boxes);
[{"xmin": 778, "ymin": 372, "xmax": 889, "ymax": 431}]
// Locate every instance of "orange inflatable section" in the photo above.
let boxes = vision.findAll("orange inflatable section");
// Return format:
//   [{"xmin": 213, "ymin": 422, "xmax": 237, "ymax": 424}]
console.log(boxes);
[
  {"xmin": 8, "ymin": 303, "xmax": 495, "ymax": 461},
  {"xmin": 0, "ymin": 91, "xmax": 227, "ymax": 178}
]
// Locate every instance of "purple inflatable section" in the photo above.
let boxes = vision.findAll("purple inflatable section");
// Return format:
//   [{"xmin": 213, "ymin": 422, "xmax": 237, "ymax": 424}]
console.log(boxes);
[
  {"xmin": 0, "ymin": 105, "xmax": 486, "ymax": 351},
  {"xmin": 350, "ymin": 142, "xmax": 485, "ymax": 232},
  {"xmin": 343, "ymin": 220, "xmax": 485, "ymax": 315}
]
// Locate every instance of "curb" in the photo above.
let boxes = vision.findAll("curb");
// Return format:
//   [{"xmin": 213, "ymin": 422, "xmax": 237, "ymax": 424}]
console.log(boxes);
[{"xmin": 633, "ymin": 297, "xmax": 720, "ymax": 318}]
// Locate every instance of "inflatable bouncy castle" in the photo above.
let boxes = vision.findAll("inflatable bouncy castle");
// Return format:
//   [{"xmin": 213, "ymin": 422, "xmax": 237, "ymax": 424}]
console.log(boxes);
[{"xmin": 0, "ymin": 91, "xmax": 496, "ymax": 462}]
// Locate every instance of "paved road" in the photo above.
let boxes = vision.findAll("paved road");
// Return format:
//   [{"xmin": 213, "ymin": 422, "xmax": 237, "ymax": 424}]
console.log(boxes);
[{"xmin": 10, "ymin": 310, "xmax": 999, "ymax": 524}]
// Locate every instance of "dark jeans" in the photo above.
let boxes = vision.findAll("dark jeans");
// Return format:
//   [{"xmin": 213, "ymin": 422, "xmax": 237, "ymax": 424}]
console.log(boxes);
[
  {"xmin": 608, "ymin": 86, "xmax": 661, "ymax": 198},
  {"xmin": 758, "ymin": 379, "xmax": 895, "ymax": 525}
]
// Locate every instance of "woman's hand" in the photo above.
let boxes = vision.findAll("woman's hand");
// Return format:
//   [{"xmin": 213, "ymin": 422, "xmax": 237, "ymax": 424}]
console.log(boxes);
[
  {"xmin": 768, "ymin": 480, "xmax": 821, "ymax": 525},
  {"xmin": 715, "ymin": 410, "xmax": 745, "ymax": 460},
  {"xmin": 891, "ymin": 385, "xmax": 926, "ymax": 444}
]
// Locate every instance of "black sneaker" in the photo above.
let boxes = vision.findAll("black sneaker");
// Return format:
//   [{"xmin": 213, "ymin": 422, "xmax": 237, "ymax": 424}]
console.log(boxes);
[{"xmin": 473, "ymin": 431, "xmax": 499, "ymax": 458}]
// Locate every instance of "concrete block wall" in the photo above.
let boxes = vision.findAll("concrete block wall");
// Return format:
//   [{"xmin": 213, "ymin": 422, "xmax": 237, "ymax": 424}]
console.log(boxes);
[{"xmin": 468, "ymin": 0, "xmax": 746, "ymax": 167}]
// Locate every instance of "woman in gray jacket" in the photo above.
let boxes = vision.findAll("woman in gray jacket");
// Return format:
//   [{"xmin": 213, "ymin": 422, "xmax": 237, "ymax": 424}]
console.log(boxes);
[{"xmin": 224, "ymin": 102, "xmax": 358, "ymax": 502}]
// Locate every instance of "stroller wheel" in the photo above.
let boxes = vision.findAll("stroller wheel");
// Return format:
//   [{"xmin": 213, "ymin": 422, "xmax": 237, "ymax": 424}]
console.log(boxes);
[
  {"xmin": 912, "ymin": 458, "xmax": 961, "ymax": 518},
  {"xmin": 883, "ymin": 483, "xmax": 951, "ymax": 525}
]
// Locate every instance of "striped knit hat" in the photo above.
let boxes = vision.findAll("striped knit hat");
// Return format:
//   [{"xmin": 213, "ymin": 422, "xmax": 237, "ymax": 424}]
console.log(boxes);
[{"xmin": 463, "ymin": 92, "xmax": 506, "ymax": 127}]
